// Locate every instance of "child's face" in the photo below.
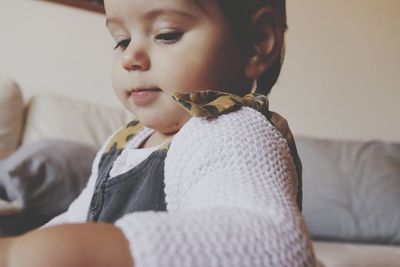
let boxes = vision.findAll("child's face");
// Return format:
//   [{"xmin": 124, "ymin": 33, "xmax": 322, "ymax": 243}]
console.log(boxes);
[{"xmin": 105, "ymin": 0, "xmax": 251, "ymax": 133}]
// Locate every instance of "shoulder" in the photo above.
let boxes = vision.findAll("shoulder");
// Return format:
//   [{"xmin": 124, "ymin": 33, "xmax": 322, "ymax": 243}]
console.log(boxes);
[
  {"xmin": 166, "ymin": 107, "xmax": 295, "ymax": 177},
  {"xmin": 164, "ymin": 107, "xmax": 299, "ymax": 211},
  {"xmin": 171, "ymin": 107, "xmax": 289, "ymax": 154}
]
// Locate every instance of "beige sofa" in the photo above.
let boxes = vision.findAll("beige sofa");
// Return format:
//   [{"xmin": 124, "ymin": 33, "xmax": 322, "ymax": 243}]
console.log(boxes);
[
  {"xmin": 0, "ymin": 79, "xmax": 131, "ymax": 154},
  {"xmin": 1, "ymin": 78, "xmax": 399, "ymax": 267}
]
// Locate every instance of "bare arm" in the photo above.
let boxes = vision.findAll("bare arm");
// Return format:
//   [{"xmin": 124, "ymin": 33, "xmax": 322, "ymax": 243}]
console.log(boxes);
[{"xmin": 0, "ymin": 223, "xmax": 134, "ymax": 267}]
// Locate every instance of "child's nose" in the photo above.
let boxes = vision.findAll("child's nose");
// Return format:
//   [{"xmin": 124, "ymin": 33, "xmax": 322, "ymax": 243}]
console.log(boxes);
[{"xmin": 121, "ymin": 44, "xmax": 150, "ymax": 71}]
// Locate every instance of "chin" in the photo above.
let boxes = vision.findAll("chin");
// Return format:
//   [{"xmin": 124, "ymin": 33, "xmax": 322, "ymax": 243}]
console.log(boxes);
[
  {"xmin": 135, "ymin": 112, "xmax": 164, "ymax": 130},
  {"xmin": 139, "ymin": 116, "xmax": 182, "ymax": 134}
]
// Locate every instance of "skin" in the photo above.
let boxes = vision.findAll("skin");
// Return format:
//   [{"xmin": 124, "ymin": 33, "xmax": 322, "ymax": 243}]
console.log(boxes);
[
  {"xmin": 0, "ymin": 0, "xmax": 282, "ymax": 266},
  {"xmin": 106, "ymin": 0, "xmax": 252, "ymax": 146},
  {"xmin": 0, "ymin": 224, "xmax": 133, "ymax": 267}
]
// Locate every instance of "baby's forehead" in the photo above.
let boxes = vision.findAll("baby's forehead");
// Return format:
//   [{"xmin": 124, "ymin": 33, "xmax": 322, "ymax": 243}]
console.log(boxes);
[
  {"xmin": 105, "ymin": 0, "xmax": 215, "ymax": 17},
  {"xmin": 104, "ymin": 0, "xmax": 224, "ymax": 28}
]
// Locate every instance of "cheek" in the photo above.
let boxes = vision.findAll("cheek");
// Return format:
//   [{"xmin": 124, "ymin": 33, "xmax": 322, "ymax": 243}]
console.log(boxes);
[
  {"xmin": 156, "ymin": 36, "xmax": 244, "ymax": 93},
  {"xmin": 155, "ymin": 49, "xmax": 222, "ymax": 93},
  {"xmin": 111, "ymin": 61, "xmax": 127, "ymax": 100},
  {"xmin": 112, "ymin": 58, "xmax": 123, "ymax": 89}
]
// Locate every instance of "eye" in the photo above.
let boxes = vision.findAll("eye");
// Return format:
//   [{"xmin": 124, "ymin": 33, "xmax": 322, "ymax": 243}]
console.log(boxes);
[
  {"xmin": 155, "ymin": 32, "xmax": 183, "ymax": 44},
  {"xmin": 114, "ymin": 39, "xmax": 131, "ymax": 50}
]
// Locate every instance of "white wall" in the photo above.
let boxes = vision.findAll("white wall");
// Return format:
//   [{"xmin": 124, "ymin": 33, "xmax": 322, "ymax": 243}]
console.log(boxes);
[
  {"xmin": 1, "ymin": 0, "xmax": 399, "ymax": 142},
  {"xmin": 0, "ymin": 0, "xmax": 119, "ymax": 106},
  {"xmin": 271, "ymin": 0, "xmax": 400, "ymax": 142}
]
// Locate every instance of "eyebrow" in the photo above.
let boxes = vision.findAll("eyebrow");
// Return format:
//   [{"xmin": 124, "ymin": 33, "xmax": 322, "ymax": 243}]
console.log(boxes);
[{"xmin": 106, "ymin": 8, "xmax": 197, "ymax": 28}]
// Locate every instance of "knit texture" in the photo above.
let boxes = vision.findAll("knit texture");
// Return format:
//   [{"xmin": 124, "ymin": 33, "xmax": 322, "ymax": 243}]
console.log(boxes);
[{"xmin": 46, "ymin": 107, "xmax": 316, "ymax": 267}]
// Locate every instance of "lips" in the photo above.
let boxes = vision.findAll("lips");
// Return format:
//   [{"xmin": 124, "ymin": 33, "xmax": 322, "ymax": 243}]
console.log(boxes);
[
  {"xmin": 127, "ymin": 87, "xmax": 162, "ymax": 106},
  {"xmin": 127, "ymin": 88, "xmax": 162, "ymax": 96}
]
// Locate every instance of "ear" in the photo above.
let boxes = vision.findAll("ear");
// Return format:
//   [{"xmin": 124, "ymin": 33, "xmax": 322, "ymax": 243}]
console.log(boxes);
[{"xmin": 245, "ymin": 6, "xmax": 284, "ymax": 79}]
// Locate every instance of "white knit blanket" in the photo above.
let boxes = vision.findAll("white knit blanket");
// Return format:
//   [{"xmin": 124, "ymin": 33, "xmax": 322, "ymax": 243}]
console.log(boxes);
[{"xmin": 46, "ymin": 107, "xmax": 316, "ymax": 267}]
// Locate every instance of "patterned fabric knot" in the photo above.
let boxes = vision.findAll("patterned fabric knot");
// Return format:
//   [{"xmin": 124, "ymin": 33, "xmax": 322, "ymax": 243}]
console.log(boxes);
[{"xmin": 171, "ymin": 90, "xmax": 270, "ymax": 118}]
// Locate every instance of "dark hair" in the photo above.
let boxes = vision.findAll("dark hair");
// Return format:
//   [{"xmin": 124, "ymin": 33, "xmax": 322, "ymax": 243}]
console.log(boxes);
[{"xmin": 216, "ymin": 0, "xmax": 287, "ymax": 95}]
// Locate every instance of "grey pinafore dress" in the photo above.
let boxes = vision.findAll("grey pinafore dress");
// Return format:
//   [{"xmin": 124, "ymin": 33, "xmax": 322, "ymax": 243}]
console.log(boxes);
[{"xmin": 87, "ymin": 121, "xmax": 169, "ymax": 223}]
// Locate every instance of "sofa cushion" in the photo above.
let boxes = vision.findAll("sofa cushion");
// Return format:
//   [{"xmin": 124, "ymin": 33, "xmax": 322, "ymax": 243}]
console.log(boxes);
[
  {"xmin": 297, "ymin": 136, "xmax": 400, "ymax": 245},
  {"xmin": 0, "ymin": 139, "xmax": 97, "ymax": 233},
  {"xmin": 313, "ymin": 241, "xmax": 400, "ymax": 267},
  {"xmin": 0, "ymin": 78, "xmax": 24, "ymax": 159},
  {"xmin": 21, "ymin": 93, "xmax": 132, "ymax": 149}
]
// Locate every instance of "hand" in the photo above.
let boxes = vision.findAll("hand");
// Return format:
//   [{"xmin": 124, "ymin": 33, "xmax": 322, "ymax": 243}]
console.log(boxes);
[
  {"xmin": 0, "ymin": 237, "xmax": 13, "ymax": 267},
  {"xmin": 0, "ymin": 224, "xmax": 134, "ymax": 267}
]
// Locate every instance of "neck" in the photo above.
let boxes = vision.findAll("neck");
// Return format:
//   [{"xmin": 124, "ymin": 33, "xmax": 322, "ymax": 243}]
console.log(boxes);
[{"xmin": 140, "ymin": 129, "xmax": 179, "ymax": 149}]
